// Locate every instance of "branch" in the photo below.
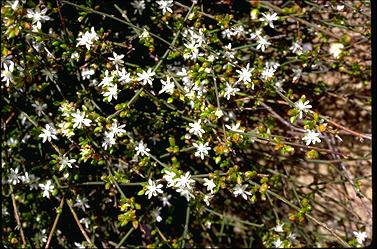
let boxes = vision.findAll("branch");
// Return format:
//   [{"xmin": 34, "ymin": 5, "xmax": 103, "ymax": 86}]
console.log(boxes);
[
  {"xmin": 45, "ymin": 197, "xmax": 65, "ymax": 249},
  {"xmin": 10, "ymin": 186, "xmax": 27, "ymax": 248},
  {"xmin": 66, "ymin": 199, "xmax": 96, "ymax": 248}
]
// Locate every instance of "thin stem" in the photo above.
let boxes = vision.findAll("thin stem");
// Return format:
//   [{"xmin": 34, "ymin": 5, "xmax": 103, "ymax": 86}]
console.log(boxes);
[
  {"xmin": 117, "ymin": 227, "xmax": 135, "ymax": 248},
  {"xmin": 10, "ymin": 186, "xmax": 27, "ymax": 248},
  {"xmin": 181, "ymin": 205, "xmax": 190, "ymax": 248},
  {"xmin": 45, "ymin": 197, "xmax": 65, "ymax": 249},
  {"xmin": 66, "ymin": 199, "xmax": 96, "ymax": 248}
]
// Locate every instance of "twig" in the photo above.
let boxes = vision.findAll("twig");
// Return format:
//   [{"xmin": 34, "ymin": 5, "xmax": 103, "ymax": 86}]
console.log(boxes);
[
  {"xmin": 181, "ymin": 205, "xmax": 191, "ymax": 248},
  {"xmin": 259, "ymin": 101, "xmax": 306, "ymax": 133},
  {"xmin": 45, "ymin": 197, "xmax": 65, "ymax": 249},
  {"xmin": 117, "ymin": 227, "xmax": 135, "ymax": 248},
  {"xmin": 66, "ymin": 199, "xmax": 96, "ymax": 248},
  {"xmin": 10, "ymin": 186, "xmax": 27, "ymax": 248}
]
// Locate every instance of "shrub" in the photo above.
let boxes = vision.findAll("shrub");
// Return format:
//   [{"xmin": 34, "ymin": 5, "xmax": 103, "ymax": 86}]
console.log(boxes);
[{"xmin": 1, "ymin": 0, "xmax": 371, "ymax": 248}]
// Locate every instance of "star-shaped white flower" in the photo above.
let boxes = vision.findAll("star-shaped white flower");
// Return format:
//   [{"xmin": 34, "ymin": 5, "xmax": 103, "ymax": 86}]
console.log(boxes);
[
  {"xmin": 39, "ymin": 180, "xmax": 54, "ymax": 198},
  {"xmin": 108, "ymin": 52, "xmax": 124, "ymax": 69},
  {"xmin": 1, "ymin": 61, "xmax": 14, "ymax": 86},
  {"xmin": 193, "ymin": 141, "xmax": 211, "ymax": 160},
  {"xmin": 224, "ymin": 83, "xmax": 240, "ymax": 100},
  {"xmin": 145, "ymin": 179, "xmax": 164, "ymax": 199},
  {"xmin": 302, "ymin": 130, "xmax": 321, "ymax": 145},
  {"xmin": 273, "ymin": 223, "xmax": 284, "ymax": 233},
  {"xmin": 353, "ymin": 231, "xmax": 367, "ymax": 245},
  {"xmin": 135, "ymin": 141, "xmax": 150, "ymax": 156},
  {"xmin": 256, "ymin": 35, "xmax": 271, "ymax": 52},
  {"xmin": 39, "ymin": 124, "xmax": 58, "ymax": 143},
  {"xmin": 259, "ymin": 12, "xmax": 278, "ymax": 28},
  {"xmin": 236, "ymin": 63, "xmax": 254, "ymax": 84},
  {"xmin": 159, "ymin": 76, "xmax": 175, "ymax": 94},
  {"xmin": 137, "ymin": 68, "xmax": 155, "ymax": 86},
  {"xmin": 294, "ymin": 99, "xmax": 312, "ymax": 119},
  {"xmin": 233, "ymin": 184, "xmax": 251, "ymax": 200},
  {"xmin": 174, "ymin": 172, "xmax": 195, "ymax": 190},
  {"xmin": 156, "ymin": 0, "xmax": 173, "ymax": 14},
  {"xmin": 103, "ymin": 84, "xmax": 119, "ymax": 102},
  {"xmin": 58, "ymin": 155, "xmax": 77, "ymax": 171},
  {"xmin": 188, "ymin": 120, "xmax": 205, "ymax": 138},
  {"xmin": 71, "ymin": 110, "xmax": 92, "ymax": 129},
  {"xmin": 273, "ymin": 238, "xmax": 284, "ymax": 248},
  {"xmin": 203, "ymin": 178, "xmax": 216, "ymax": 193}
]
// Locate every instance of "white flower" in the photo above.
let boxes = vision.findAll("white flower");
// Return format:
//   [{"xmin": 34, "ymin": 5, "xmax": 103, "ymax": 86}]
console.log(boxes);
[
  {"xmin": 159, "ymin": 76, "xmax": 175, "ymax": 94},
  {"xmin": 236, "ymin": 63, "xmax": 254, "ymax": 84},
  {"xmin": 188, "ymin": 120, "xmax": 205, "ymax": 138},
  {"xmin": 302, "ymin": 130, "xmax": 321, "ymax": 145},
  {"xmin": 163, "ymin": 169, "xmax": 177, "ymax": 187},
  {"xmin": 71, "ymin": 110, "xmax": 92, "ymax": 129},
  {"xmin": 259, "ymin": 12, "xmax": 278, "ymax": 28},
  {"xmin": 58, "ymin": 155, "xmax": 77, "ymax": 171},
  {"xmin": 41, "ymin": 68, "xmax": 57, "ymax": 82},
  {"xmin": 222, "ymin": 28, "xmax": 233, "ymax": 39},
  {"xmin": 39, "ymin": 180, "xmax": 54, "ymax": 198},
  {"xmin": 329, "ymin": 43, "xmax": 344, "ymax": 58},
  {"xmin": 1, "ymin": 61, "xmax": 14, "ymax": 86},
  {"xmin": 175, "ymin": 172, "xmax": 195, "ymax": 190},
  {"xmin": 98, "ymin": 70, "xmax": 114, "ymax": 87},
  {"xmin": 32, "ymin": 101, "xmax": 47, "ymax": 117},
  {"xmin": 203, "ymin": 178, "xmax": 216, "ymax": 193},
  {"xmin": 193, "ymin": 141, "xmax": 211, "ymax": 160},
  {"xmin": 139, "ymin": 28, "xmax": 150, "ymax": 39},
  {"xmin": 8, "ymin": 0, "xmax": 20, "ymax": 11},
  {"xmin": 103, "ymin": 84, "xmax": 119, "ymax": 102},
  {"xmin": 135, "ymin": 141, "xmax": 150, "ymax": 156},
  {"xmin": 145, "ymin": 179, "xmax": 164, "ymax": 199},
  {"xmin": 79, "ymin": 218, "xmax": 90, "ymax": 229},
  {"xmin": 294, "ymin": 99, "xmax": 312, "ymax": 119},
  {"xmin": 39, "ymin": 124, "xmax": 58, "ymax": 143},
  {"xmin": 108, "ymin": 121, "xmax": 126, "ymax": 138},
  {"xmin": 273, "ymin": 223, "xmax": 284, "ymax": 233},
  {"xmin": 176, "ymin": 187, "xmax": 195, "ymax": 201},
  {"xmin": 224, "ymin": 83, "xmax": 240, "ymax": 100},
  {"xmin": 288, "ymin": 232, "xmax": 297, "ymax": 242},
  {"xmin": 353, "ymin": 231, "xmax": 367, "ymax": 245},
  {"xmin": 73, "ymin": 195, "xmax": 90, "ymax": 211},
  {"xmin": 81, "ymin": 68, "xmax": 95, "ymax": 80},
  {"xmin": 203, "ymin": 193, "xmax": 214, "ymax": 206},
  {"xmin": 20, "ymin": 172, "xmax": 30, "ymax": 184},
  {"xmin": 159, "ymin": 193, "xmax": 172, "ymax": 207},
  {"xmin": 256, "ymin": 35, "xmax": 271, "ymax": 52},
  {"xmin": 233, "ymin": 184, "xmax": 251, "ymax": 200},
  {"xmin": 214, "ymin": 109, "xmax": 224, "ymax": 119},
  {"xmin": 76, "ymin": 27, "xmax": 99, "ymax": 50},
  {"xmin": 290, "ymin": 41, "xmax": 303, "ymax": 55},
  {"xmin": 273, "ymin": 238, "xmax": 284, "ymax": 248},
  {"xmin": 137, "ymin": 68, "xmax": 155, "ymax": 86},
  {"xmin": 231, "ymin": 25, "xmax": 246, "ymax": 38},
  {"xmin": 156, "ymin": 0, "xmax": 173, "ymax": 14},
  {"xmin": 117, "ymin": 68, "xmax": 132, "ymax": 85},
  {"xmin": 151, "ymin": 207, "xmax": 162, "ymax": 222},
  {"xmin": 336, "ymin": 5, "xmax": 345, "ymax": 11},
  {"xmin": 250, "ymin": 28, "xmax": 262, "ymax": 40},
  {"xmin": 225, "ymin": 122, "xmax": 243, "ymax": 133},
  {"xmin": 108, "ymin": 52, "xmax": 124, "ymax": 69},
  {"xmin": 102, "ymin": 133, "xmax": 116, "ymax": 150},
  {"xmin": 8, "ymin": 168, "xmax": 21, "ymax": 185},
  {"xmin": 131, "ymin": 0, "xmax": 146, "ymax": 15},
  {"xmin": 26, "ymin": 7, "xmax": 51, "ymax": 30},
  {"xmin": 74, "ymin": 242, "xmax": 85, "ymax": 248}
]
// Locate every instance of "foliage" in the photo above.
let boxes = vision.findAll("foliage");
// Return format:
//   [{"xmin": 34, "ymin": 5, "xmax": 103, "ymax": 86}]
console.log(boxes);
[{"xmin": 1, "ymin": 0, "xmax": 371, "ymax": 248}]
